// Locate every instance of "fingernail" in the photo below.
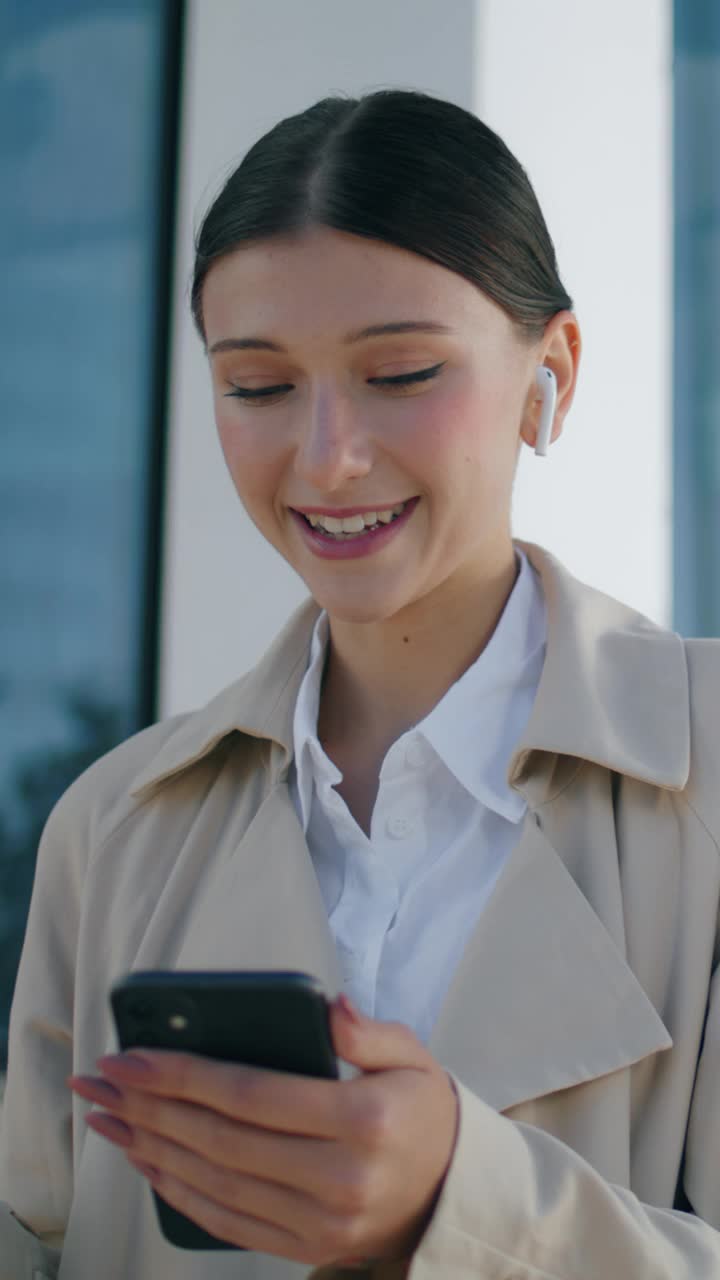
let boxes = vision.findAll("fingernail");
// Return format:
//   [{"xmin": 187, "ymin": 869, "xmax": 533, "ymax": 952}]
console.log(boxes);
[
  {"xmin": 97, "ymin": 1053, "xmax": 154, "ymax": 1082},
  {"xmin": 67, "ymin": 1075, "xmax": 124, "ymax": 1106},
  {"xmin": 86, "ymin": 1112, "xmax": 134, "ymax": 1148},
  {"xmin": 337, "ymin": 993, "xmax": 362, "ymax": 1024}
]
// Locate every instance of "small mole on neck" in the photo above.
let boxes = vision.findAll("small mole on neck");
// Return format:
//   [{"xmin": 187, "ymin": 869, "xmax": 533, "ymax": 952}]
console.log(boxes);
[{"xmin": 403, "ymin": 636, "xmax": 409, "ymax": 643}]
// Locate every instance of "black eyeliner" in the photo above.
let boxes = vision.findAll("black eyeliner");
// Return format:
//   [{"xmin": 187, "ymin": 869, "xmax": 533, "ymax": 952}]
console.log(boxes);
[{"xmin": 223, "ymin": 361, "xmax": 446, "ymax": 400}]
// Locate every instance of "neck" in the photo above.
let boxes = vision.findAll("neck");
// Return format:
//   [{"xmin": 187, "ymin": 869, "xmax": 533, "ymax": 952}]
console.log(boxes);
[{"xmin": 317, "ymin": 541, "xmax": 520, "ymax": 761}]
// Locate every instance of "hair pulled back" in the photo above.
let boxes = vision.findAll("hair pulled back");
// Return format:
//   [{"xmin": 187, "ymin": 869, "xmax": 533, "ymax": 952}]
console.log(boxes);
[{"xmin": 190, "ymin": 88, "xmax": 572, "ymax": 344}]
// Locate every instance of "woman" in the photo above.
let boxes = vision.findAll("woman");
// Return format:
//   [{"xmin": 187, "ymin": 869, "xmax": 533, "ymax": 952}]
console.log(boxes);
[{"xmin": 1, "ymin": 88, "xmax": 720, "ymax": 1280}]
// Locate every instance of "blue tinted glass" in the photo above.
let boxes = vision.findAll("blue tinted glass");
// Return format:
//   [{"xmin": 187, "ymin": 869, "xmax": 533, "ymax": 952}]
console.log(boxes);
[
  {"xmin": 0, "ymin": 0, "xmax": 176, "ymax": 1055},
  {"xmin": 673, "ymin": 3, "xmax": 720, "ymax": 635}
]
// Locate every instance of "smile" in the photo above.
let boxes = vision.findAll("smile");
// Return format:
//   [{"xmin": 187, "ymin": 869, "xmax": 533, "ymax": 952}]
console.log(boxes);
[
  {"xmin": 299, "ymin": 502, "xmax": 409, "ymax": 538},
  {"xmin": 289, "ymin": 496, "xmax": 420, "ymax": 560}
]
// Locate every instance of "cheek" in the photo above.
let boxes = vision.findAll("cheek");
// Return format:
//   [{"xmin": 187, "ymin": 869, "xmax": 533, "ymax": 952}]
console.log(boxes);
[
  {"xmin": 403, "ymin": 381, "xmax": 510, "ymax": 473},
  {"xmin": 214, "ymin": 404, "xmax": 284, "ymax": 506}
]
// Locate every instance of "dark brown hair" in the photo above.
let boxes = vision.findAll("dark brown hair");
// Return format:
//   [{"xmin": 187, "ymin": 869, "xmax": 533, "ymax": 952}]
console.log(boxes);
[{"xmin": 190, "ymin": 88, "xmax": 572, "ymax": 344}]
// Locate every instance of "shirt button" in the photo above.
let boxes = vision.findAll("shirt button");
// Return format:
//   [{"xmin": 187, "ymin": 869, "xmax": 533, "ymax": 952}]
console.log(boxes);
[{"xmin": 386, "ymin": 814, "xmax": 416, "ymax": 839}]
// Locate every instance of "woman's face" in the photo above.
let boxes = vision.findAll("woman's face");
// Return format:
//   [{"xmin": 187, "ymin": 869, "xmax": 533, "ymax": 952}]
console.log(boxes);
[{"xmin": 202, "ymin": 226, "xmax": 551, "ymax": 624}]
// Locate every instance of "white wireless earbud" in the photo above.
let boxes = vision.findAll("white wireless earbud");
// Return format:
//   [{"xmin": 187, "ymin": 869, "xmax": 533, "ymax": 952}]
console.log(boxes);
[{"xmin": 534, "ymin": 365, "xmax": 557, "ymax": 457}]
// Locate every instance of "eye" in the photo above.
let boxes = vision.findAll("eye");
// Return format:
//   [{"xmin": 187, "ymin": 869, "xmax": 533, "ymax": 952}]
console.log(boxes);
[
  {"xmin": 223, "ymin": 382, "xmax": 293, "ymax": 403},
  {"xmin": 370, "ymin": 361, "xmax": 446, "ymax": 390},
  {"xmin": 222, "ymin": 361, "xmax": 446, "ymax": 404}
]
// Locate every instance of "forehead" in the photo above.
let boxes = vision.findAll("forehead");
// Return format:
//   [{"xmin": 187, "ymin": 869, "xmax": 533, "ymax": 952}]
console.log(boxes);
[{"xmin": 201, "ymin": 226, "xmax": 508, "ymax": 347}]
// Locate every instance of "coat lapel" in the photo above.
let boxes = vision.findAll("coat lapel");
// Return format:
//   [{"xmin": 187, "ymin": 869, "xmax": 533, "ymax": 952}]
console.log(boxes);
[
  {"xmin": 169, "ymin": 765, "xmax": 671, "ymax": 1114},
  {"xmin": 427, "ymin": 807, "xmax": 671, "ymax": 1113},
  {"xmin": 130, "ymin": 539, "xmax": 688, "ymax": 1115},
  {"xmin": 172, "ymin": 779, "xmax": 343, "ymax": 997}
]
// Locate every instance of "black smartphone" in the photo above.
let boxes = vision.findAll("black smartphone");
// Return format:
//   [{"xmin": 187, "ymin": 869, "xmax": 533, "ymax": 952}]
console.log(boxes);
[{"xmin": 109, "ymin": 969, "xmax": 339, "ymax": 1251}]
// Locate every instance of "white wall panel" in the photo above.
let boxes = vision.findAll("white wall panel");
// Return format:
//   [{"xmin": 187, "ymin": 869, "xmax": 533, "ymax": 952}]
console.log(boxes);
[{"xmin": 478, "ymin": 0, "xmax": 672, "ymax": 626}]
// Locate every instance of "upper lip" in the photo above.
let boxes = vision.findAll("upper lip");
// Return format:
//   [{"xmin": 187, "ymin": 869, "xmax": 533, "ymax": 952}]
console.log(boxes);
[{"xmin": 291, "ymin": 499, "xmax": 415, "ymax": 517}]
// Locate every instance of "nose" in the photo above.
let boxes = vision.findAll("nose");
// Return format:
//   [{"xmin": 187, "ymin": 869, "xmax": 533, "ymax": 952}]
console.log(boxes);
[{"xmin": 292, "ymin": 389, "xmax": 372, "ymax": 492}]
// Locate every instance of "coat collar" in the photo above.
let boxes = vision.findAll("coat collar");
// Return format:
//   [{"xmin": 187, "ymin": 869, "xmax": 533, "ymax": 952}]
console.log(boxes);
[
  {"xmin": 129, "ymin": 540, "xmax": 679, "ymax": 1114},
  {"xmin": 130, "ymin": 539, "xmax": 690, "ymax": 804}
]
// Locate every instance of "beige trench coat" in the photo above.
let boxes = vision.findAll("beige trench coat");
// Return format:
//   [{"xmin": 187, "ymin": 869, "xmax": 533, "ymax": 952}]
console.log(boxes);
[{"xmin": 2, "ymin": 539, "xmax": 720, "ymax": 1280}]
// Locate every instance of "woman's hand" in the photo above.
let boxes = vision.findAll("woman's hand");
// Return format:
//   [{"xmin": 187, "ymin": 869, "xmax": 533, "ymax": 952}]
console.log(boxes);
[{"xmin": 67, "ymin": 994, "xmax": 459, "ymax": 1270}]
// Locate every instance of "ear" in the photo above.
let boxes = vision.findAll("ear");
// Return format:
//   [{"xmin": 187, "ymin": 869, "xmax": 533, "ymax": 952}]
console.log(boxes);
[{"xmin": 519, "ymin": 311, "xmax": 582, "ymax": 452}]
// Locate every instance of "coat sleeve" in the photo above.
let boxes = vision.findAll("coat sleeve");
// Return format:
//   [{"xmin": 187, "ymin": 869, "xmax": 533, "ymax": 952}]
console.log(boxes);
[
  {"xmin": 0, "ymin": 771, "xmax": 92, "ymax": 1276},
  {"xmin": 404, "ymin": 1055, "xmax": 720, "ymax": 1280}
]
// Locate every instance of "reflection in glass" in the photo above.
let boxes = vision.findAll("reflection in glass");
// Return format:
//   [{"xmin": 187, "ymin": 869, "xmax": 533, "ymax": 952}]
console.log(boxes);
[
  {"xmin": 0, "ymin": 1, "xmax": 179, "ymax": 1062},
  {"xmin": 673, "ymin": 3, "xmax": 720, "ymax": 635}
]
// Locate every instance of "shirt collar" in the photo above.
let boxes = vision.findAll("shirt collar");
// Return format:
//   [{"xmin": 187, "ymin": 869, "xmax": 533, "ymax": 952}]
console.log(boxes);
[
  {"xmin": 130, "ymin": 539, "xmax": 690, "ymax": 808},
  {"xmin": 292, "ymin": 610, "xmax": 335, "ymax": 832},
  {"xmin": 291, "ymin": 548, "xmax": 545, "ymax": 830},
  {"xmin": 417, "ymin": 547, "xmax": 546, "ymax": 821}
]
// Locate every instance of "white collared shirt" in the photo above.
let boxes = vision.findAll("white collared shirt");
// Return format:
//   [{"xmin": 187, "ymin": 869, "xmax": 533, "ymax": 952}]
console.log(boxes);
[{"xmin": 287, "ymin": 545, "xmax": 547, "ymax": 1045}]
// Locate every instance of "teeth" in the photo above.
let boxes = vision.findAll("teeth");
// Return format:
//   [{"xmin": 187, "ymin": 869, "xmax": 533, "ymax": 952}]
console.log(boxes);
[
  {"xmin": 306, "ymin": 500, "xmax": 410, "ymax": 537},
  {"xmin": 321, "ymin": 515, "xmax": 344, "ymax": 533},
  {"xmin": 342, "ymin": 514, "xmax": 367, "ymax": 534}
]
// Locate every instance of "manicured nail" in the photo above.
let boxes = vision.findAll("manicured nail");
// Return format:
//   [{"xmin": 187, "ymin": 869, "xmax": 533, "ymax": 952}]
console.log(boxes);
[
  {"xmin": 67, "ymin": 1075, "xmax": 124, "ymax": 1106},
  {"xmin": 97, "ymin": 1053, "xmax": 154, "ymax": 1082},
  {"xmin": 86, "ymin": 1112, "xmax": 134, "ymax": 1148}
]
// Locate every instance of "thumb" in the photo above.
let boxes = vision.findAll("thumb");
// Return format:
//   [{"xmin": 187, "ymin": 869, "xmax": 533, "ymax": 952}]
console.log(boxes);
[{"xmin": 330, "ymin": 993, "xmax": 429, "ymax": 1074}]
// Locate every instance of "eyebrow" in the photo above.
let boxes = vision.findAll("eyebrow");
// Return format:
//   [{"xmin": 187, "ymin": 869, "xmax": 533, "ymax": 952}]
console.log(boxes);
[{"xmin": 208, "ymin": 320, "xmax": 456, "ymax": 356}]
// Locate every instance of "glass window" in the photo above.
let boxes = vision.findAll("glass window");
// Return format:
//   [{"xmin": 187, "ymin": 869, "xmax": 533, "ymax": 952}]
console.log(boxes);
[
  {"xmin": 0, "ymin": 0, "xmax": 182, "ymax": 1061},
  {"xmin": 673, "ymin": 2, "xmax": 720, "ymax": 635}
]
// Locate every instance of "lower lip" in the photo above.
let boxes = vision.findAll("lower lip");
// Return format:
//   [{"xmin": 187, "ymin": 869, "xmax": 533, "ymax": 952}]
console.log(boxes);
[{"xmin": 289, "ymin": 497, "xmax": 420, "ymax": 560}]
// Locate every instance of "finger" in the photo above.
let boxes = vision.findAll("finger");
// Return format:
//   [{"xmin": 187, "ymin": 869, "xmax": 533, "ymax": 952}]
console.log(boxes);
[
  {"xmin": 96, "ymin": 1051, "xmax": 346, "ymax": 1139},
  {"xmin": 329, "ymin": 997, "xmax": 431, "ymax": 1074},
  {"xmin": 131, "ymin": 1156, "xmax": 312, "ymax": 1261},
  {"xmin": 89, "ymin": 1083, "xmax": 381, "ymax": 1210},
  {"xmin": 90, "ymin": 1084, "xmax": 340, "ymax": 1191},
  {"xmin": 124, "ymin": 1125, "xmax": 329, "ymax": 1246}
]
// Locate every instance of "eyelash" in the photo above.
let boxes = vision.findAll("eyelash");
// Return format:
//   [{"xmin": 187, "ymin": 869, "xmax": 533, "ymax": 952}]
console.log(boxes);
[{"xmin": 223, "ymin": 361, "xmax": 446, "ymax": 403}]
